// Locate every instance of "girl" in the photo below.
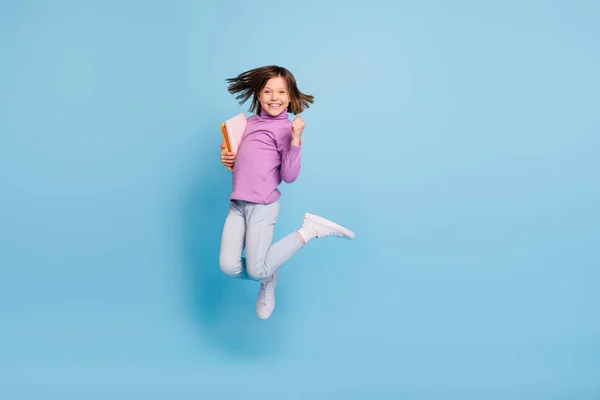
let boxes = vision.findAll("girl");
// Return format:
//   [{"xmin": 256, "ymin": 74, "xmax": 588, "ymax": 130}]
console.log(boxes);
[{"xmin": 219, "ymin": 65, "xmax": 354, "ymax": 319}]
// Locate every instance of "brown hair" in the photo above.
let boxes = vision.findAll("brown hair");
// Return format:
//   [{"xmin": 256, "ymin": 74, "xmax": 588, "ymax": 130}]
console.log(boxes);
[{"xmin": 226, "ymin": 65, "xmax": 314, "ymax": 115}]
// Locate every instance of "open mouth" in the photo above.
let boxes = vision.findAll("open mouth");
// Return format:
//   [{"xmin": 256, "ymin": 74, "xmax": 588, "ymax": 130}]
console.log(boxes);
[{"xmin": 269, "ymin": 103, "xmax": 281, "ymax": 109}]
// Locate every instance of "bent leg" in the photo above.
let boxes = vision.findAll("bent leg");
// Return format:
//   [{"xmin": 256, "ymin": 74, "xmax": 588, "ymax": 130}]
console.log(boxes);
[
  {"xmin": 219, "ymin": 201, "xmax": 250, "ymax": 279},
  {"xmin": 245, "ymin": 201, "xmax": 304, "ymax": 281}
]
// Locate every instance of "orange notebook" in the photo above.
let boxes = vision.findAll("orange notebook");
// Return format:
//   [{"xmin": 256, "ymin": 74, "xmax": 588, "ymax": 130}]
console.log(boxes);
[{"xmin": 220, "ymin": 112, "xmax": 247, "ymax": 170}]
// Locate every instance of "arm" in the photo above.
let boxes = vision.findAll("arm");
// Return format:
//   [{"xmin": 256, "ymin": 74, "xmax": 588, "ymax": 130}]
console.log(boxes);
[
  {"xmin": 278, "ymin": 139, "xmax": 301, "ymax": 183},
  {"xmin": 277, "ymin": 115, "xmax": 305, "ymax": 183}
]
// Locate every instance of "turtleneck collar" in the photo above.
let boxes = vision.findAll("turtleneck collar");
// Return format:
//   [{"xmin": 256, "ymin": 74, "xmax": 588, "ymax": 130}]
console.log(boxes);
[{"xmin": 259, "ymin": 107, "xmax": 289, "ymax": 120}]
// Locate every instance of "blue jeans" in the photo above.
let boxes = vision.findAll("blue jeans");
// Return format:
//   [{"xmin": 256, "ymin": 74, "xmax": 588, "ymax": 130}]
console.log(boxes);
[{"xmin": 219, "ymin": 199, "xmax": 304, "ymax": 282}]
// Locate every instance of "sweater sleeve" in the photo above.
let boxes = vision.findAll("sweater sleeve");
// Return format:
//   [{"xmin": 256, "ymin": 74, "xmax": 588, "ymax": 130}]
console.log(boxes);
[{"xmin": 276, "ymin": 133, "xmax": 302, "ymax": 183}]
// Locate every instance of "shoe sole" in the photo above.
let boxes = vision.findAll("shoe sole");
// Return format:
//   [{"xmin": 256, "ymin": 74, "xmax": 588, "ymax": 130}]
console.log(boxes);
[{"xmin": 304, "ymin": 212, "xmax": 356, "ymax": 240}]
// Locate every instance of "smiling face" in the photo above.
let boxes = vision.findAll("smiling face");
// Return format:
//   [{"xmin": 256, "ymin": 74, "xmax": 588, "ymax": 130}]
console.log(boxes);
[{"xmin": 258, "ymin": 76, "xmax": 290, "ymax": 116}]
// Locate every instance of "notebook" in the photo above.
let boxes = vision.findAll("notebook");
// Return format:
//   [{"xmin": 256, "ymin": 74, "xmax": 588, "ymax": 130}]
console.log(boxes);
[{"xmin": 220, "ymin": 112, "xmax": 247, "ymax": 170}]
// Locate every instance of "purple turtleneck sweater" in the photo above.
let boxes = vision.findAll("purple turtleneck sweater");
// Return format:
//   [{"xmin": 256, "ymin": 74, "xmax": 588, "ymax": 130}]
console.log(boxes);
[{"xmin": 230, "ymin": 109, "xmax": 301, "ymax": 204}]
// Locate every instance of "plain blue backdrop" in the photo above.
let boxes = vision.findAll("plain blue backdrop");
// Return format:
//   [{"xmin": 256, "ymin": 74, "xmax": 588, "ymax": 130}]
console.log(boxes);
[{"xmin": 1, "ymin": 0, "xmax": 599, "ymax": 398}]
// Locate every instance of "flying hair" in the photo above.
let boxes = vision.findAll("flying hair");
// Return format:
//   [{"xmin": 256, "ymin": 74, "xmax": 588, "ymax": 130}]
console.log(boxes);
[{"xmin": 226, "ymin": 65, "xmax": 314, "ymax": 115}]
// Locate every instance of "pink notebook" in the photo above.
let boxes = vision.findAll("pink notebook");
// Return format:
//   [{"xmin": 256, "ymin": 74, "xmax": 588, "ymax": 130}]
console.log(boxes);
[{"xmin": 220, "ymin": 112, "xmax": 247, "ymax": 155}]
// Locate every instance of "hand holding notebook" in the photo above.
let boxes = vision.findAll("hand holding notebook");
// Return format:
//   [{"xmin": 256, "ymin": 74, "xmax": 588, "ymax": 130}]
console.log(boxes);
[
  {"xmin": 220, "ymin": 143, "xmax": 236, "ymax": 169},
  {"xmin": 220, "ymin": 113, "xmax": 247, "ymax": 170}
]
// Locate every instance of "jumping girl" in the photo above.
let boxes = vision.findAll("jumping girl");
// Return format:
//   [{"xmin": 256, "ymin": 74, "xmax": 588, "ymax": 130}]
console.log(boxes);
[{"xmin": 219, "ymin": 65, "xmax": 354, "ymax": 319}]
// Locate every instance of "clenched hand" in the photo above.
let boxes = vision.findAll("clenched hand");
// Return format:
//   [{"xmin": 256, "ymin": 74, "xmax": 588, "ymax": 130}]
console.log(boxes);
[{"xmin": 291, "ymin": 115, "xmax": 305, "ymax": 146}]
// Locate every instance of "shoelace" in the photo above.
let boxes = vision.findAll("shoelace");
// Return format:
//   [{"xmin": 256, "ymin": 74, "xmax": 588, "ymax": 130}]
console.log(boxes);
[{"xmin": 259, "ymin": 283, "xmax": 272, "ymax": 305}]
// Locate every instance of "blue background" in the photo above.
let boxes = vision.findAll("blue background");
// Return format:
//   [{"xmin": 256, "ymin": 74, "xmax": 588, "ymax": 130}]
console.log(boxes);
[{"xmin": 1, "ymin": 0, "xmax": 599, "ymax": 398}]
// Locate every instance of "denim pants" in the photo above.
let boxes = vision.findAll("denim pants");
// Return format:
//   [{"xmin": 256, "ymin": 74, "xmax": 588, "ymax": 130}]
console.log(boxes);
[{"xmin": 219, "ymin": 199, "xmax": 304, "ymax": 282}]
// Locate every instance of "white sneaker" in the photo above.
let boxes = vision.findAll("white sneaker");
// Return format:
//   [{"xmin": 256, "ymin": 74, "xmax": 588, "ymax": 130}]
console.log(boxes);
[
  {"xmin": 300, "ymin": 212, "xmax": 355, "ymax": 241},
  {"xmin": 256, "ymin": 272, "xmax": 278, "ymax": 319}
]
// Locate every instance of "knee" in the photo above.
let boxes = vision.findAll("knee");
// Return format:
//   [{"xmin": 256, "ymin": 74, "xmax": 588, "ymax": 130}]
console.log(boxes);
[
  {"xmin": 219, "ymin": 256, "xmax": 242, "ymax": 278},
  {"xmin": 246, "ymin": 264, "xmax": 268, "ymax": 281}
]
